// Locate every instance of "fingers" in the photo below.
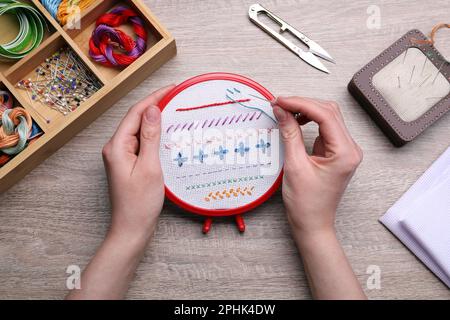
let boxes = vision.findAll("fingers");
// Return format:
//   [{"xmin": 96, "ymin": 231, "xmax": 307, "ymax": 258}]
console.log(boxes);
[
  {"xmin": 113, "ymin": 84, "xmax": 176, "ymax": 141},
  {"xmin": 275, "ymin": 96, "xmax": 348, "ymax": 148},
  {"xmin": 135, "ymin": 105, "xmax": 163, "ymax": 175},
  {"xmin": 295, "ymin": 114, "xmax": 311, "ymax": 126},
  {"xmin": 275, "ymin": 96, "xmax": 363, "ymax": 171},
  {"xmin": 273, "ymin": 105, "xmax": 308, "ymax": 165}
]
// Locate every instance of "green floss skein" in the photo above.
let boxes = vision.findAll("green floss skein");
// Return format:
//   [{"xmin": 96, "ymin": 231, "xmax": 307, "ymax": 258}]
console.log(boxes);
[{"xmin": 0, "ymin": 0, "xmax": 47, "ymax": 61}]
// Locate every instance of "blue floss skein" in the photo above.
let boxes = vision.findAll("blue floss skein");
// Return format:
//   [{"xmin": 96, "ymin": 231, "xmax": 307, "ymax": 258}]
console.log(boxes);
[{"xmin": 41, "ymin": 0, "xmax": 62, "ymax": 19}]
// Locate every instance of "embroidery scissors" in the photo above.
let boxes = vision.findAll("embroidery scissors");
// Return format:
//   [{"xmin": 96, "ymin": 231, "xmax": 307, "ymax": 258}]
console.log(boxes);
[{"xmin": 249, "ymin": 3, "xmax": 335, "ymax": 74}]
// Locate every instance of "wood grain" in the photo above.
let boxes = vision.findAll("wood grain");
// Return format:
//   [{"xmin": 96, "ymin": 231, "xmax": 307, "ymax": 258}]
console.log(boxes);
[
  {"xmin": 0, "ymin": 0, "xmax": 449, "ymax": 299},
  {"xmin": 0, "ymin": 0, "xmax": 176, "ymax": 193}
]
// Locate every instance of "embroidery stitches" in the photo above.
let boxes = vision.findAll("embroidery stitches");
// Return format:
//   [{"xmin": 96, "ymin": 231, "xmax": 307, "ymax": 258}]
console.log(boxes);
[
  {"xmin": 175, "ymin": 163, "xmax": 272, "ymax": 179},
  {"xmin": 175, "ymin": 99, "xmax": 251, "ymax": 112},
  {"xmin": 173, "ymin": 152, "xmax": 188, "ymax": 167},
  {"xmin": 165, "ymin": 111, "xmax": 263, "ymax": 133},
  {"xmin": 186, "ymin": 175, "xmax": 264, "ymax": 190},
  {"xmin": 256, "ymin": 139, "xmax": 271, "ymax": 154},
  {"xmin": 225, "ymin": 87, "xmax": 277, "ymax": 123},
  {"xmin": 235, "ymin": 142, "xmax": 250, "ymax": 157},
  {"xmin": 214, "ymin": 146, "xmax": 229, "ymax": 160},
  {"xmin": 204, "ymin": 186, "xmax": 255, "ymax": 202},
  {"xmin": 193, "ymin": 149, "xmax": 208, "ymax": 163}
]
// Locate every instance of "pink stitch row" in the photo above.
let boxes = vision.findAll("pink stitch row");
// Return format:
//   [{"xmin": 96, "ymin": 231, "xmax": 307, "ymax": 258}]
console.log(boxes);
[{"xmin": 166, "ymin": 111, "xmax": 263, "ymax": 133}]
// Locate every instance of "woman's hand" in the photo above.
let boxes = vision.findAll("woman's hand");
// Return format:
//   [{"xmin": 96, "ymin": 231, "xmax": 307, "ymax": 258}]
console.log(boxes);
[
  {"xmin": 273, "ymin": 97, "xmax": 363, "ymax": 237},
  {"xmin": 67, "ymin": 85, "xmax": 175, "ymax": 300},
  {"xmin": 102, "ymin": 85, "xmax": 175, "ymax": 244},
  {"xmin": 273, "ymin": 97, "xmax": 366, "ymax": 300}
]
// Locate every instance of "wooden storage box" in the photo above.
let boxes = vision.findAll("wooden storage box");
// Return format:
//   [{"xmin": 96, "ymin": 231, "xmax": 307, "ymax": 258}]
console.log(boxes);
[{"xmin": 0, "ymin": 0, "xmax": 176, "ymax": 193}]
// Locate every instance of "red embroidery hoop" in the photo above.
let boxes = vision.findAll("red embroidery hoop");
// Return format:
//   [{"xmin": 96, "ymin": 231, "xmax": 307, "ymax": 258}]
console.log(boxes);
[{"xmin": 158, "ymin": 73, "xmax": 283, "ymax": 233}]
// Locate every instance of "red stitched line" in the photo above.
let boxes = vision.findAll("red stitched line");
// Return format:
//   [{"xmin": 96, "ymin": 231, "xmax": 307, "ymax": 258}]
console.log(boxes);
[{"xmin": 175, "ymin": 99, "xmax": 251, "ymax": 112}]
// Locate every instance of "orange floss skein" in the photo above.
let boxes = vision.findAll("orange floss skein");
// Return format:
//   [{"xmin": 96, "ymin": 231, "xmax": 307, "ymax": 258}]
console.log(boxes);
[{"xmin": 56, "ymin": 0, "xmax": 96, "ymax": 26}]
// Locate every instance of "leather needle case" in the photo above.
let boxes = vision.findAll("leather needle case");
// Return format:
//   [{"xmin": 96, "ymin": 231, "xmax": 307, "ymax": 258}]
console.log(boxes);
[{"xmin": 348, "ymin": 30, "xmax": 450, "ymax": 147}]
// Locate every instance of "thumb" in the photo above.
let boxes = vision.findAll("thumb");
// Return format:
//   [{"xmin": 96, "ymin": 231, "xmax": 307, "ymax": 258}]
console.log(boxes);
[
  {"xmin": 273, "ymin": 106, "xmax": 308, "ymax": 165},
  {"xmin": 138, "ymin": 105, "xmax": 162, "ymax": 168}
]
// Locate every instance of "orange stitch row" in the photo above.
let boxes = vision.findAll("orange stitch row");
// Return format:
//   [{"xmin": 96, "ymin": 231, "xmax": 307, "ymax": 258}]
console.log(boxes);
[{"xmin": 204, "ymin": 186, "xmax": 255, "ymax": 202}]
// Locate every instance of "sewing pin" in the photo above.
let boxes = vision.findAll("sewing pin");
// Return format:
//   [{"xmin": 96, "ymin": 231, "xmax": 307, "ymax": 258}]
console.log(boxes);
[
  {"xmin": 397, "ymin": 76, "xmax": 401, "ymax": 88},
  {"xmin": 248, "ymin": 93, "xmax": 271, "ymax": 103},
  {"xmin": 18, "ymin": 81, "xmax": 52, "ymax": 124},
  {"xmin": 419, "ymin": 74, "xmax": 432, "ymax": 88},
  {"xmin": 432, "ymin": 62, "xmax": 445, "ymax": 85},
  {"xmin": 402, "ymin": 48, "xmax": 409, "ymax": 64},
  {"xmin": 421, "ymin": 56, "xmax": 428, "ymax": 75},
  {"xmin": 30, "ymin": 105, "xmax": 52, "ymax": 124},
  {"xmin": 248, "ymin": 93, "xmax": 302, "ymax": 121},
  {"xmin": 409, "ymin": 65, "xmax": 416, "ymax": 84},
  {"xmin": 425, "ymin": 96, "xmax": 445, "ymax": 101}
]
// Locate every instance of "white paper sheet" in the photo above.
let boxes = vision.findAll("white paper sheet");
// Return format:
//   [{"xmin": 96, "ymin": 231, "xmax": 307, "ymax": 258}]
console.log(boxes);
[{"xmin": 380, "ymin": 147, "xmax": 450, "ymax": 288}]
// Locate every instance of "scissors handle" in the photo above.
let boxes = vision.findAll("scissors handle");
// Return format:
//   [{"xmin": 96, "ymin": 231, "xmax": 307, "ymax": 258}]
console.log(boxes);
[{"xmin": 249, "ymin": 3, "xmax": 333, "ymax": 73}]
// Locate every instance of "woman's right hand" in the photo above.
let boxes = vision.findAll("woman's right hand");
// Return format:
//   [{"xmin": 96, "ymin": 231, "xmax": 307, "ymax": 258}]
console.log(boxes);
[
  {"xmin": 272, "ymin": 97, "xmax": 366, "ymax": 300},
  {"xmin": 272, "ymin": 97, "xmax": 363, "ymax": 238}
]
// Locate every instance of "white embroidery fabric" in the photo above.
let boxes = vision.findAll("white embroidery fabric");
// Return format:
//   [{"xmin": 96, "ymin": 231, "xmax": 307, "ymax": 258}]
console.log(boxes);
[
  {"xmin": 160, "ymin": 79, "xmax": 284, "ymax": 212},
  {"xmin": 380, "ymin": 147, "xmax": 450, "ymax": 288}
]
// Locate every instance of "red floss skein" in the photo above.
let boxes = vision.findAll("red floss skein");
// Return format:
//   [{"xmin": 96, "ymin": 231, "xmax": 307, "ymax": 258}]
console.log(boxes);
[{"xmin": 89, "ymin": 7, "xmax": 148, "ymax": 68}]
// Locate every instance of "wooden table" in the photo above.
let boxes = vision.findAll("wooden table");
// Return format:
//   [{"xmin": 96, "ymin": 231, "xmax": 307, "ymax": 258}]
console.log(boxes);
[{"xmin": 0, "ymin": 0, "xmax": 449, "ymax": 299}]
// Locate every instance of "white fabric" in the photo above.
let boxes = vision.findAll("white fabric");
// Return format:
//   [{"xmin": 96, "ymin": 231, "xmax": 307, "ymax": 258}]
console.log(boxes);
[
  {"xmin": 160, "ymin": 79, "xmax": 284, "ymax": 211},
  {"xmin": 380, "ymin": 147, "xmax": 450, "ymax": 288}
]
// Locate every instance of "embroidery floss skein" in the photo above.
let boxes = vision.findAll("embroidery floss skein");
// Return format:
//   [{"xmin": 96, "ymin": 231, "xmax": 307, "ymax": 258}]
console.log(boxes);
[
  {"xmin": 0, "ymin": 90, "xmax": 43, "ymax": 167},
  {"xmin": 40, "ymin": 0, "xmax": 95, "ymax": 25},
  {"xmin": 0, "ymin": 0, "xmax": 47, "ymax": 61},
  {"xmin": 0, "ymin": 90, "xmax": 13, "ymax": 113},
  {"xmin": 89, "ymin": 7, "xmax": 148, "ymax": 68},
  {"xmin": 0, "ymin": 107, "xmax": 32, "ymax": 155},
  {"xmin": 40, "ymin": 0, "xmax": 61, "ymax": 19},
  {"xmin": 56, "ymin": 0, "xmax": 96, "ymax": 26}
]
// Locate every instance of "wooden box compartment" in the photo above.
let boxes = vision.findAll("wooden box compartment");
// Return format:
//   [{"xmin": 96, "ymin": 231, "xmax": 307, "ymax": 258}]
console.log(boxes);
[
  {"xmin": 0, "ymin": 78, "xmax": 44, "ymax": 175},
  {"xmin": 65, "ymin": 0, "xmax": 164, "ymax": 82},
  {"xmin": 0, "ymin": 0, "xmax": 176, "ymax": 192},
  {"xmin": 0, "ymin": 0, "xmax": 56, "ymax": 74}
]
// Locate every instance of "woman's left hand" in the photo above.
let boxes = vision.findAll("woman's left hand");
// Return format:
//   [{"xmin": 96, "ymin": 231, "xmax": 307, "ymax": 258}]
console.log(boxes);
[{"xmin": 102, "ymin": 85, "xmax": 175, "ymax": 244}]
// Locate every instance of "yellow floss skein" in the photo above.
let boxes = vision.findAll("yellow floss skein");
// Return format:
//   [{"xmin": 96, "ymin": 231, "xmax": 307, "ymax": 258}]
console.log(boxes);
[{"xmin": 57, "ymin": 0, "xmax": 96, "ymax": 26}]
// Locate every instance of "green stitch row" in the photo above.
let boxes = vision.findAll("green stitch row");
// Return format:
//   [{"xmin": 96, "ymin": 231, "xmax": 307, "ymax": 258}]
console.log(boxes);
[{"xmin": 186, "ymin": 175, "xmax": 264, "ymax": 190}]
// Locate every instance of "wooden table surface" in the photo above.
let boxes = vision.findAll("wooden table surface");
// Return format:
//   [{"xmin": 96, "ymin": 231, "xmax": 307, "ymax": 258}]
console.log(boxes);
[{"xmin": 1, "ymin": 0, "xmax": 449, "ymax": 300}]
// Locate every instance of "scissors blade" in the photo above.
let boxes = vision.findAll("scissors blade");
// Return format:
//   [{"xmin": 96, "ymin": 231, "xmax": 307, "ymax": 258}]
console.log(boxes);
[
  {"xmin": 308, "ymin": 40, "xmax": 336, "ymax": 64},
  {"xmin": 297, "ymin": 50, "xmax": 330, "ymax": 74},
  {"xmin": 249, "ymin": 4, "xmax": 333, "ymax": 73}
]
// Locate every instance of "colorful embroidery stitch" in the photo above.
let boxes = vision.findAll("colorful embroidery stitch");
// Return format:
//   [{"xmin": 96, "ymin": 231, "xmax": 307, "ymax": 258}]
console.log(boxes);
[
  {"xmin": 204, "ymin": 186, "xmax": 255, "ymax": 202},
  {"xmin": 173, "ymin": 152, "xmax": 188, "ymax": 167},
  {"xmin": 166, "ymin": 111, "xmax": 264, "ymax": 133},
  {"xmin": 256, "ymin": 139, "xmax": 271, "ymax": 154},
  {"xmin": 225, "ymin": 87, "xmax": 277, "ymax": 123},
  {"xmin": 235, "ymin": 142, "xmax": 250, "ymax": 157},
  {"xmin": 214, "ymin": 146, "xmax": 229, "ymax": 160},
  {"xmin": 193, "ymin": 149, "xmax": 208, "ymax": 163},
  {"xmin": 175, "ymin": 163, "xmax": 272, "ymax": 180},
  {"xmin": 186, "ymin": 175, "xmax": 264, "ymax": 190},
  {"xmin": 175, "ymin": 99, "xmax": 251, "ymax": 112}
]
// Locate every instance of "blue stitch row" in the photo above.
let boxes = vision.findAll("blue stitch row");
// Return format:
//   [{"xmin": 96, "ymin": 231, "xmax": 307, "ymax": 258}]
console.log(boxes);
[{"xmin": 172, "ymin": 140, "xmax": 272, "ymax": 166}]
